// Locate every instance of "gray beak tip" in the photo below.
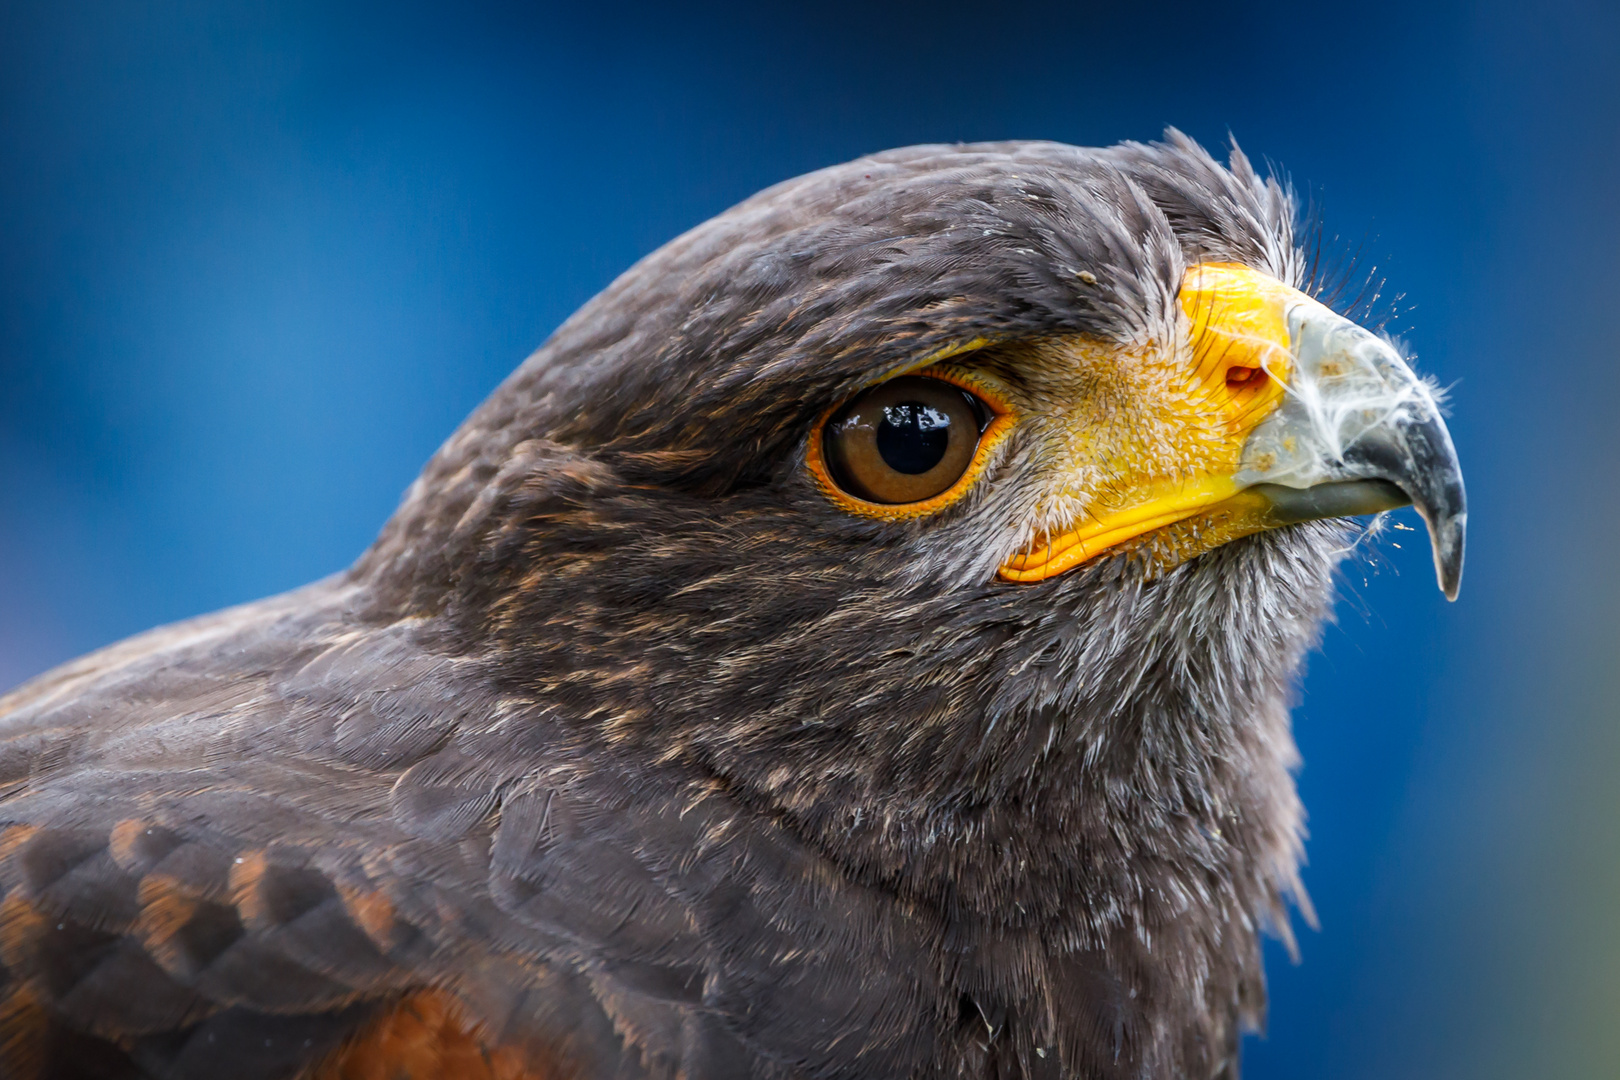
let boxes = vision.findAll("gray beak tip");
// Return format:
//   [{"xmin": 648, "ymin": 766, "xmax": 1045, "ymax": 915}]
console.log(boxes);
[
  {"xmin": 1431, "ymin": 512, "xmax": 1466, "ymax": 601},
  {"xmin": 1441, "ymin": 572, "xmax": 1462, "ymax": 603}
]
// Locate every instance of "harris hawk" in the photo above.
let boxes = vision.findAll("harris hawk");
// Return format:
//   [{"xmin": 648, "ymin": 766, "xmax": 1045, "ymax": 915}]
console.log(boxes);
[{"xmin": 0, "ymin": 132, "xmax": 1465, "ymax": 1080}]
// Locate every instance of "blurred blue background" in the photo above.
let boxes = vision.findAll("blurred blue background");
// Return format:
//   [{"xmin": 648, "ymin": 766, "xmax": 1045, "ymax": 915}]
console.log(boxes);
[{"xmin": 1, "ymin": 1, "xmax": 1616, "ymax": 1075}]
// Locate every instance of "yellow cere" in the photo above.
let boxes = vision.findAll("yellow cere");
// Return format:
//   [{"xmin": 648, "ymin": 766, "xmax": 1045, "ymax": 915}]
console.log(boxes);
[{"xmin": 999, "ymin": 262, "xmax": 1301, "ymax": 583}]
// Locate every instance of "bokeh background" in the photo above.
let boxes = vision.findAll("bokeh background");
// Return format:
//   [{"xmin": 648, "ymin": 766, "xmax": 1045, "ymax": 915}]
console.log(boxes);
[{"xmin": 1, "ymin": 1, "xmax": 1616, "ymax": 1075}]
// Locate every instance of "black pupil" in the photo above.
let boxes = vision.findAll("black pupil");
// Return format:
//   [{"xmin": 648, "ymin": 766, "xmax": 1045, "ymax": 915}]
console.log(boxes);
[{"xmin": 876, "ymin": 402, "xmax": 952, "ymax": 474}]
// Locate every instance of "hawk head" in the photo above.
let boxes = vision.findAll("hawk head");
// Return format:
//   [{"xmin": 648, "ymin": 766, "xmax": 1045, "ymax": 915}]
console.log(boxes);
[{"xmin": 358, "ymin": 130, "xmax": 1465, "ymax": 1075}]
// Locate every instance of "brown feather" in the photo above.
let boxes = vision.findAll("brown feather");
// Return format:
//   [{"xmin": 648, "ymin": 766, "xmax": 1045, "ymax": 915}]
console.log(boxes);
[{"xmin": 309, "ymin": 990, "xmax": 559, "ymax": 1080}]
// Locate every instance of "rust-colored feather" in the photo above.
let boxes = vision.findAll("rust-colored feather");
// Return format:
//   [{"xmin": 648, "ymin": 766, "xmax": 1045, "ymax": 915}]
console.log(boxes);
[{"xmin": 310, "ymin": 989, "xmax": 562, "ymax": 1080}]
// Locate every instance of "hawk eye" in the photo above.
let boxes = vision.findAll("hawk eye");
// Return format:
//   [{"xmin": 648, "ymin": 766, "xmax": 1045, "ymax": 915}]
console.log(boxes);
[{"xmin": 822, "ymin": 376, "xmax": 989, "ymax": 504}]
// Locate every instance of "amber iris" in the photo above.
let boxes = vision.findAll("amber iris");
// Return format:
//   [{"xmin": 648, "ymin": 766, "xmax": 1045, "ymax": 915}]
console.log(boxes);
[{"xmin": 823, "ymin": 375, "xmax": 989, "ymax": 504}]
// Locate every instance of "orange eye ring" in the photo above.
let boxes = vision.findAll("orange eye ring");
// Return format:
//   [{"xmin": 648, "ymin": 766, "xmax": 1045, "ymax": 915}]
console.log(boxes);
[{"xmin": 806, "ymin": 365, "xmax": 1017, "ymax": 521}]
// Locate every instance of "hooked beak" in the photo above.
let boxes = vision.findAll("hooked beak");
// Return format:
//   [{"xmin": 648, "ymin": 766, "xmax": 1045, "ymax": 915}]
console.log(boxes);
[
  {"xmin": 1226, "ymin": 278, "xmax": 1467, "ymax": 599},
  {"xmin": 999, "ymin": 263, "xmax": 1467, "ymax": 598}
]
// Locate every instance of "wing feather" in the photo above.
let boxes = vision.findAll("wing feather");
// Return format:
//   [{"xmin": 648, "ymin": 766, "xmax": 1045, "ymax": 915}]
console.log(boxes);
[{"xmin": 0, "ymin": 573, "xmax": 943, "ymax": 1078}]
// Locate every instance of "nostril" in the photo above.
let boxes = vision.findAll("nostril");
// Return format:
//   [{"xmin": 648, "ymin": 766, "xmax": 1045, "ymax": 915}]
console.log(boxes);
[{"xmin": 1226, "ymin": 366, "xmax": 1260, "ymax": 389}]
